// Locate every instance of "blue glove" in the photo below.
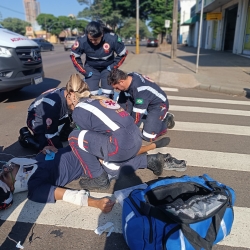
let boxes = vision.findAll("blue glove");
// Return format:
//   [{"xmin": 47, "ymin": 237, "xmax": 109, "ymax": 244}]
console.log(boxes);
[
  {"xmin": 107, "ymin": 66, "xmax": 111, "ymax": 71},
  {"xmin": 87, "ymin": 72, "xmax": 93, "ymax": 77}
]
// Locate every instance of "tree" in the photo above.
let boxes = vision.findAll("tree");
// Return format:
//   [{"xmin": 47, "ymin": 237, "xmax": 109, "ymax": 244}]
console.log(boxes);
[
  {"xmin": 36, "ymin": 14, "xmax": 88, "ymax": 36},
  {"xmin": 119, "ymin": 18, "xmax": 151, "ymax": 39},
  {"xmin": 0, "ymin": 18, "xmax": 31, "ymax": 35}
]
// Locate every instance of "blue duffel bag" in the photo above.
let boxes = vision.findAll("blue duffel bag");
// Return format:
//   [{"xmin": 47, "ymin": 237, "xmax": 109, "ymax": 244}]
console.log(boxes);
[{"xmin": 122, "ymin": 174, "xmax": 235, "ymax": 250}]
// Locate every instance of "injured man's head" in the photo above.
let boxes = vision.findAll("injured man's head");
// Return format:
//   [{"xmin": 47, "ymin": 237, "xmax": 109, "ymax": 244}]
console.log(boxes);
[{"xmin": 0, "ymin": 158, "xmax": 37, "ymax": 210}]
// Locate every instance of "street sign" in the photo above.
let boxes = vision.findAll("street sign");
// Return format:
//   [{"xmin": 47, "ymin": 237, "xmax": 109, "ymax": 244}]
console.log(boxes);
[
  {"xmin": 206, "ymin": 12, "xmax": 222, "ymax": 21},
  {"xmin": 165, "ymin": 20, "xmax": 170, "ymax": 28}
]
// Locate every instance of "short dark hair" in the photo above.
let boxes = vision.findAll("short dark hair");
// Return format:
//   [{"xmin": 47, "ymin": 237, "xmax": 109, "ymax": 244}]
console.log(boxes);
[
  {"xmin": 85, "ymin": 20, "xmax": 111, "ymax": 38},
  {"xmin": 107, "ymin": 69, "xmax": 128, "ymax": 85}
]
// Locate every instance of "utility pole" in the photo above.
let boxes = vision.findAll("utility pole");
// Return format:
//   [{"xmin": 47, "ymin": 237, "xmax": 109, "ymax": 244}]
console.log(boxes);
[
  {"xmin": 136, "ymin": 0, "xmax": 140, "ymax": 54},
  {"xmin": 195, "ymin": 0, "xmax": 204, "ymax": 73},
  {"xmin": 171, "ymin": 0, "xmax": 178, "ymax": 59}
]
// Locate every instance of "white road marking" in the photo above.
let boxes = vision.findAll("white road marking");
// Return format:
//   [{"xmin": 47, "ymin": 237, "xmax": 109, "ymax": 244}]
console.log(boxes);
[
  {"xmin": 151, "ymin": 147, "xmax": 250, "ymax": 172},
  {"xmin": 173, "ymin": 121, "xmax": 250, "ymax": 136},
  {"xmin": 168, "ymin": 96, "xmax": 250, "ymax": 106},
  {"xmin": 170, "ymin": 105, "xmax": 250, "ymax": 116},
  {"xmin": 1, "ymin": 193, "xmax": 249, "ymax": 249},
  {"xmin": 161, "ymin": 87, "xmax": 179, "ymax": 92}
]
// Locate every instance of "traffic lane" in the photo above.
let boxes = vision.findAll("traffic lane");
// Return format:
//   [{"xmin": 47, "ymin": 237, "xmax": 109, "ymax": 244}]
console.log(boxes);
[{"xmin": 0, "ymin": 208, "xmax": 246, "ymax": 250}]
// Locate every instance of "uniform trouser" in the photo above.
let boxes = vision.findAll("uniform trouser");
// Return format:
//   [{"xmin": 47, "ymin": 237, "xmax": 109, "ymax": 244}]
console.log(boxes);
[
  {"xmin": 68, "ymin": 128, "xmax": 142, "ymax": 178},
  {"xmin": 84, "ymin": 64, "xmax": 113, "ymax": 96},
  {"xmin": 28, "ymin": 146, "xmax": 84, "ymax": 203},
  {"xmin": 28, "ymin": 145, "xmax": 148, "ymax": 204}
]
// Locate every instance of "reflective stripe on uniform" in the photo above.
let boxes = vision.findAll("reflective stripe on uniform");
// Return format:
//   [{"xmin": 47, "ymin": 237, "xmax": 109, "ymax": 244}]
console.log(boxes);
[
  {"xmin": 90, "ymin": 90, "xmax": 99, "ymax": 95},
  {"xmin": 78, "ymin": 130, "xmax": 88, "ymax": 152},
  {"xmin": 118, "ymin": 47, "xmax": 127, "ymax": 56},
  {"xmin": 133, "ymin": 107, "xmax": 147, "ymax": 114},
  {"xmin": 87, "ymin": 52, "xmax": 114, "ymax": 60},
  {"xmin": 76, "ymin": 102, "xmax": 120, "ymax": 131},
  {"xmin": 45, "ymin": 131, "xmax": 59, "ymax": 139},
  {"xmin": 102, "ymin": 88, "xmax": 113, "ymax": 94},
  {"xmin": 137, "ymin": 86, "xmax": 166, "ymax": 102},
  {"xmin": 59, "ymin": 114, "xmax": 68, "ymax": 120},
  {"xmin": 142, "ymin": 130, "xmax": 157, "ymax": 139},
  {"xmin": 28, "ymin": 98, "xmax": 56, "ymax": 111}
]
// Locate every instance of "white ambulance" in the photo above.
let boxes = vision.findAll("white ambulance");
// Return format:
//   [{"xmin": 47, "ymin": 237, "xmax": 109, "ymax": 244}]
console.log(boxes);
[{"xmin": 0, "ymin": 25, "xmax": 44, "ymax": 92}]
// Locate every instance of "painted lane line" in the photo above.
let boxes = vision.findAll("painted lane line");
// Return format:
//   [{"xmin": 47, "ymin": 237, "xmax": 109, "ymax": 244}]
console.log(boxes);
[
  {"xmin": 1, "ymin": 193, "xmax": 249, "ymax": 249},
  {"xmin": 151, "ymin": 147, "xmax": 250, "ymax": 172},
  {"xmin": 161, "ymin": 87, "xmax": 179, "ymax": 92},
  {"xmin": 173, "ymin": 121, "xmax": 250, "ymax": 136},
  {"xmin": 168, "ymin": 95, "xmax": 250, "ymax": 106},
  {"xmin": 170, "ymin": 105, "xmax": 250, "ymax": 116}
]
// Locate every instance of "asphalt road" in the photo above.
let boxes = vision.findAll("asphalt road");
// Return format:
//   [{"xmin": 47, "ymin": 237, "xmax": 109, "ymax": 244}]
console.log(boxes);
[{"xmin": 0, "ymin": 44, "xmax": 249, "ymax": 250}]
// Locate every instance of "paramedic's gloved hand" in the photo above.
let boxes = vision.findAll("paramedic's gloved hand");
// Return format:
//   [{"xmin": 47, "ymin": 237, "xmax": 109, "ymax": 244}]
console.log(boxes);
[
  {"xmin": 0, "ymin": 180, "xmax": 10, "ymax": 193},
  {"xmin": 107, "ymin": 66, "xmax": 111, "ymax": 71},
  {"xmin": 154, "ymin": 137, "xmax": 170, "ymax": 148},
  {"xmin": 42, "ymin": 146, "xmax": 58, "ymax": 155}
]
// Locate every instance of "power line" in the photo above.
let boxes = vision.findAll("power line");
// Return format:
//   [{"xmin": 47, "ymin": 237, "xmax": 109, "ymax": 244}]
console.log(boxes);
[{"xmin": 0, "ymin": 4, "xmax": 36, "ymax": 19}]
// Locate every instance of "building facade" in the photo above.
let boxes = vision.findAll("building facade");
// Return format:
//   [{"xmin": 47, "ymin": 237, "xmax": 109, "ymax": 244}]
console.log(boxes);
[
  {"xmin": 182, "ymin": 0, "xmax": 250, "ymax": 55},
  {"xmin": 23, "ymin": 0, "xmax": 40, "ymax": 30}
]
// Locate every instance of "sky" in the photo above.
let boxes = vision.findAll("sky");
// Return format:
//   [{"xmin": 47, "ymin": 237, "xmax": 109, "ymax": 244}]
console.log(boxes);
[{"xmin": 0, "ymin": 0, "xmax": 86, "ymax": 21}]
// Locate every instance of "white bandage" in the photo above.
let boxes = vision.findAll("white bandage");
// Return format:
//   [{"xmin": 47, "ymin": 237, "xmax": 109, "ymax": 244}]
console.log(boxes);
[{"xmin": 62, "ymin": 189, "xmax": 89, "ymax": 206}]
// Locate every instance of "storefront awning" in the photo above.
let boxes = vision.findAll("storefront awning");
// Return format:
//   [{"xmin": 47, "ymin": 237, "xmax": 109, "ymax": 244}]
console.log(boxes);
[{"xmin": 181, "ymin": 15, "xmax": 198, "ymax": 26}]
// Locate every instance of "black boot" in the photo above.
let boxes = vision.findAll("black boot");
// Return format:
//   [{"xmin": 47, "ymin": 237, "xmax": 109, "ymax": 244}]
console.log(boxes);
[
  {"xmin": 165, "ymin": 113, "xmax": 175, "ymax": 129},
  {"xmin": 18, "ymin": 127, "xmax": 39, "ymax": 150},
  {"xmin": 79, "ymin": 171, "xmax": 110, "ymax": 190},
  {"xmin": 147, "ymin": 153, "xmax": 164, "ymax": 176}
]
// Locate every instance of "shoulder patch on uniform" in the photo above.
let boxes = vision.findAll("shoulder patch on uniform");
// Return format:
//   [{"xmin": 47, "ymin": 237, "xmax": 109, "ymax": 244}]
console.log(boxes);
[
  {"xmin": 117, "ymin": 36, "xmax": 122, "ymax": 43},
  {"xmin": 110, "ymin": 32, "xmax": 115, "ymax": 36},
  {"xmin": 72, "ymin": 40, "xmax": 79, "ymax": 49},
  {"xmin": 99, "ymin": 99, "xmax": 120, "ymax": 109},
  {"xmin": 136, "ymin": 99, "xmax": 144, "ymax": 104}
]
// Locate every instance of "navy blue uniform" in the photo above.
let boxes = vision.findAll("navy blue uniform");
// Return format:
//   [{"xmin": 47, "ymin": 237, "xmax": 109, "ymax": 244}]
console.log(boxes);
[
  {"xmin": 118, "ymin": 73, "xmax": 169, "ymax": 142},
  {"xmin": 69, "ymin": 97, "xmax": 142, "ymax": 178},
  {"xmin": 27, "ymin": 146, "xmax": 147, "ymax": 203},
  {"xmin": 70, "ymin": 33, "xmax": 128, "ymax": 96},
  {"xmin": 27, "ymin": 88, "xmax": 70, "ymax": 150}
]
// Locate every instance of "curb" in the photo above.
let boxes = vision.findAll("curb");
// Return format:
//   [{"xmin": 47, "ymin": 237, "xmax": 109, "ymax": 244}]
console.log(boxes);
[{"xmin": 195, "ymin": 84, "xmax": 247, "ymax": 96}]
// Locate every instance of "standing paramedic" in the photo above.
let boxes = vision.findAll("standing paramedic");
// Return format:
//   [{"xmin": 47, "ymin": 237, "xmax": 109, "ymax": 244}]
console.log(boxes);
[
  {"xmin": 108, "ymin": 69, "xmax": 175, "ymax": 142},
  {"xmin": 19, "ymin": 88, "xmax": 72, "ymax": 151},
  {"xmin": 70, "ymin": 21, "xmax": 128, "ymax": 98}
]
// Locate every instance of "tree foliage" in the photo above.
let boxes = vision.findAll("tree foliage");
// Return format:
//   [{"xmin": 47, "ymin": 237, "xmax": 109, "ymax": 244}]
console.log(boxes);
[
  {"xmin": 36, "ymin": 13, "xmax": 88, "ymax": 36},
  {"xmin": 0, "ymin": 18, "xmax": 31, "ymax": 35},
  {"xmin": 76, "ymin": 0, "xmax": 174, "ymax": 41},
  {"xmin": 119, "ymin": 18, "xmax": 150, "ymax": 39}
]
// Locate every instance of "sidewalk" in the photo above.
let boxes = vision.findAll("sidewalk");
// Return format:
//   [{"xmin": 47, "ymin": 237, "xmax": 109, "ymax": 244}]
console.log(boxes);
[{"xmin": 120, "ymin": 44, "xmax": 250, "ymax": 97}]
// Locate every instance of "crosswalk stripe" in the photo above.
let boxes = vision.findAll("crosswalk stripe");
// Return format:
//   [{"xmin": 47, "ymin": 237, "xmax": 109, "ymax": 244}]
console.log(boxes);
[
  {"xmin": 170, "ymin": 105, "xmax": 250, "ymax": 116},
  {"xmin": 1, "ymin": 193, "xmax": 249, "ymax": 249},
  {"xmin": 168, "ymin": 95, "xmax": 250, "ymax": 106},
  {"xmin": 150, "ymin": 147, "xmax": 250, "ymax": 172},
  {"xmin": 173, "ymin": 121, "xmax": 250, "ymax": 136},
  {"xmin": 161, "ymin": 87, "xmax": 179, "ymax": 92}
]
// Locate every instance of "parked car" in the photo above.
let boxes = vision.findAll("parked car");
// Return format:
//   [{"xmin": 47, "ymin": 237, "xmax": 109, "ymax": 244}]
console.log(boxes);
[
  {"xmin": 147, "ymin": 38, "xmax": 159, "ymax": 47},
  {"xmin": 32, "ymin": 39, "xmax": 54, "ymax": 51},
  {"xmin": 0, "ymin": 25, "xmax": 44, "ymax": 93},
  {"xmin": 64, "ymin": 36, "xmax": 76, "ymax": 51}
]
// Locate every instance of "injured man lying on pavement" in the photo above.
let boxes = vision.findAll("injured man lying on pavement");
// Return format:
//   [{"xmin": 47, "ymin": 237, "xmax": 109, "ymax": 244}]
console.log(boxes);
[{"xmin": 0, "ymin": 145, "xmax": 186, "ymax": 213}]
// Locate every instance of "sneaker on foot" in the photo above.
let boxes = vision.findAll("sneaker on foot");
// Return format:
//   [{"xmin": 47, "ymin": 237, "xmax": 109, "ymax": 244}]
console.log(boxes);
[
  {"xmin": 163, "ymin": 156, "xmax": 187, "ymax": 171},
  {"xmin": 79, "ymin": 171, "xmax": 110, "ymax": 190}
]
